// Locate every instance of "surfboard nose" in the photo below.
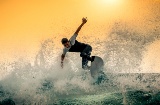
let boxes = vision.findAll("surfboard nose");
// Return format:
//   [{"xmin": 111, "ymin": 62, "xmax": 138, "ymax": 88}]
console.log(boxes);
[{"xmin": 90, "ymin": 56, "xmax": 104, "ymax": 79}]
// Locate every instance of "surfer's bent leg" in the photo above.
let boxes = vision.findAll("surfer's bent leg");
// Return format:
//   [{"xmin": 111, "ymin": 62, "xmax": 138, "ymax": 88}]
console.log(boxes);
[{"xmin": 80, "ymin": 45, "xmax": 92, "ymax": 69}]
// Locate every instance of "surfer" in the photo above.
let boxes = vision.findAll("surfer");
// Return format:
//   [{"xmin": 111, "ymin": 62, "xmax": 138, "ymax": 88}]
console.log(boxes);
[{"xmin": 61, "ymin": 17, "xmax": 94, "ymax": 69}]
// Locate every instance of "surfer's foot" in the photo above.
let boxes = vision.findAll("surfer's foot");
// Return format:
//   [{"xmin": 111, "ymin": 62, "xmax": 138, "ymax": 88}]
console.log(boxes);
[
  {"xmin": 91, "ymin": 56, "xmax": 95, "ymax": 62},
  {"xmin": 82, "ymin": 65, "xmax": 91, "ymax": 70},
  {"xmin": 86, "ymin": 56, "xmax": 95, "ymax": 62}
]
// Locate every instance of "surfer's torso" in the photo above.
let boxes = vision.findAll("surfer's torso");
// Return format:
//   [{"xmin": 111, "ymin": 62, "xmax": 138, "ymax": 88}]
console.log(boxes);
[
  {"xmin": 69, "ymin": 40, "xmax": 87, "ymax": 52},
  {"xmin": 63, "ymin": 33, "xmax": 87, "ymax": 54}
]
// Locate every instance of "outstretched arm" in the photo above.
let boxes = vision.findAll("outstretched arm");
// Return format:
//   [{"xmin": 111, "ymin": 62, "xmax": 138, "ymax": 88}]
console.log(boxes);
[
  {"xmin": 61, "ymin": 48, "xmax": 67, "ymax": 68},
  {"xmin": 61, "ymin": 54, "xmax": 65, "ymax": 68},
  {"xmin": 74, "ymin": 17, "xmax": 87, "ymax": 35}
]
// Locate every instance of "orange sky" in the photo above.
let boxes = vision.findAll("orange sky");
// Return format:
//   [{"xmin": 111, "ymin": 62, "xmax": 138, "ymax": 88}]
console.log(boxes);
[{"xmin": 0, "ymin": 0, "xmax": 159, "ymax": 62}]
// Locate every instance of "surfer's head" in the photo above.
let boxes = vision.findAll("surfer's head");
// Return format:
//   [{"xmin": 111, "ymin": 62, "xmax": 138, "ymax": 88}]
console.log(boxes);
[{"xmin": 61, "ymin": 38, "xmax": 70, "ymax": 48}]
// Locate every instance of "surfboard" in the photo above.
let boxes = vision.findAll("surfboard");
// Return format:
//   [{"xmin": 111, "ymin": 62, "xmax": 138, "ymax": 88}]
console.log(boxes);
[{"xmin": 90, "ymin": 56, "xmax": 104, "ymax": 79}]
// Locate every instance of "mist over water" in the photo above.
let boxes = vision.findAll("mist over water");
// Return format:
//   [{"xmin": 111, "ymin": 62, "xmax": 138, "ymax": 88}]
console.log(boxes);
[{"xmin": 0, "ymin": 1, "xmax": 160, "ymax": 104}]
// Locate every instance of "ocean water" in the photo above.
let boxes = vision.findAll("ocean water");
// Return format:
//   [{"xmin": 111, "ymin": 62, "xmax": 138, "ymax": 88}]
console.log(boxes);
[{"xmin": 0, "ymin": 4, "xmax": 160, "ymax": 105}]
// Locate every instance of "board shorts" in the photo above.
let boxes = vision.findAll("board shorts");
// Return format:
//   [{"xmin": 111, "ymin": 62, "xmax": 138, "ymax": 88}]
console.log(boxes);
[{"xmin": 80, "ymin": 45, "xmax": 92, "ymax": 69}]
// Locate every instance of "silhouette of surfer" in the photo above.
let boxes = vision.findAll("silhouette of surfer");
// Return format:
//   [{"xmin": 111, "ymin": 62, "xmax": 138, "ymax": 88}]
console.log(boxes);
[{"xmin": 61, "ymin": 17, "xmax": 94, "ymax": 69}]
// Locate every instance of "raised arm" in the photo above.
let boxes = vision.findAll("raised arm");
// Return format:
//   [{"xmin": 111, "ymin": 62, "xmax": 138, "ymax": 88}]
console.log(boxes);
[{"xmin": 74, "ymin": 17, "xmax": 87, "ymax": 35}]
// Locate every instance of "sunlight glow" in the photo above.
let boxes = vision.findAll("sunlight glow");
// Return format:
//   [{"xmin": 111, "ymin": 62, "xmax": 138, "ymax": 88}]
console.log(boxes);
[
  {"xmin": 92, "ymin": 0, "xmax": 125, "ymax": 9},
  {"xmin": 101, "ymin": 0, "xmax": 120, "ymax": 5}
]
